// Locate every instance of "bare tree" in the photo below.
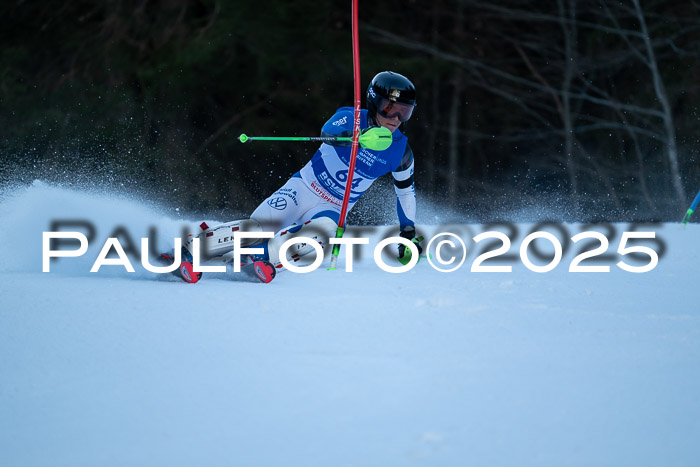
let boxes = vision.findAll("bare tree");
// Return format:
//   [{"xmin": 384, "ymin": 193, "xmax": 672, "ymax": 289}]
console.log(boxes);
[
  {"xmin": 364, "ymin": 0, "xmax": 700, "ymax": 217},
  {"xmin": 630, "ymin": 0, "xmax": 686, "ymax": 204}
]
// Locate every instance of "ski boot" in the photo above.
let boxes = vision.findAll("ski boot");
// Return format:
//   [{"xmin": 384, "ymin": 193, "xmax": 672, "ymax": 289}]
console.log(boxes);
[{"xmin": 159, "ymin": 242, "xmax": 202, "ymax": 284}]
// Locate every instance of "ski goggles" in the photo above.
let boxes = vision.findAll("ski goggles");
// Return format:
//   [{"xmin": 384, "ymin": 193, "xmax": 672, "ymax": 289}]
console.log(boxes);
[{"xmin": 377, "ymin": 98, "xmax": 415, "ymax": 122}]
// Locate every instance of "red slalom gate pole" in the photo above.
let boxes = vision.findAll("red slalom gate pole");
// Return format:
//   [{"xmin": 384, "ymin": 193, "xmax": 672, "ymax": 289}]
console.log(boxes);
[{"xmin": 329, "ymin": 0, "xmax": 361, "ymax": 270}]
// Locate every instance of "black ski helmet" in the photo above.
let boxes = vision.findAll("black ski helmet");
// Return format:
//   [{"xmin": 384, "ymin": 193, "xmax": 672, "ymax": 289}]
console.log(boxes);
[{"xmin": 366, "ymin": 71, "xmax": 417, "ymax": 127}]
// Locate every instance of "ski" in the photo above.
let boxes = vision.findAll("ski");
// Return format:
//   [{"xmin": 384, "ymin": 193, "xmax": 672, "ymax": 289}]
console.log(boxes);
[
  {"xmin": 249, "ymin": 260, "xmax": 277, "ymax": 283},
  {"xmin": 158, "ymin": 252, "xmax": 278, "ymax": 284}
]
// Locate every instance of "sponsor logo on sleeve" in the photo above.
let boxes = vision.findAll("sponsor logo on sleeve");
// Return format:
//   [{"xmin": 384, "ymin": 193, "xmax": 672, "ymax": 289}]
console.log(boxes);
[{"xmin": 332, "ymin": 116, "xmax": 348, "ymax": 126}]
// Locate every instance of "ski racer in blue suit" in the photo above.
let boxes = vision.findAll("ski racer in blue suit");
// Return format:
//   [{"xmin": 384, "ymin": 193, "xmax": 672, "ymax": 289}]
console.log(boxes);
[{"xmin": 176, "ymin": 71, "xmax": 423, "ymax": 281}]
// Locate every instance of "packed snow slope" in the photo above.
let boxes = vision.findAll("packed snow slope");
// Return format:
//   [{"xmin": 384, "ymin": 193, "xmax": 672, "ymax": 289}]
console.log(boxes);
[{"xmin": 1, "ymin": 181, "xmax": 699, "ymax": 467}]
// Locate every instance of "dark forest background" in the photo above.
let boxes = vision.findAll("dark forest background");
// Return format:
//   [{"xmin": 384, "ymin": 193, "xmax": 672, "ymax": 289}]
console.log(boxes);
[{"xmin": 1, "ymin": 0, "xmax": 699, "ymax": 223}]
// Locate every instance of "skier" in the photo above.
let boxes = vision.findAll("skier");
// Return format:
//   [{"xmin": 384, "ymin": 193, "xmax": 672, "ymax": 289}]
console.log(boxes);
[{"xmin": 171, "ymin": 71, "xmax": 423, "ymax": 283}]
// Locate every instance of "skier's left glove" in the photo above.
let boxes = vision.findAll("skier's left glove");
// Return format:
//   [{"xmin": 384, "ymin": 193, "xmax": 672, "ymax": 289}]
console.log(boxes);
[{"xmin": 397, "ymin": 226, "xmax": 424, "ymax": 265}]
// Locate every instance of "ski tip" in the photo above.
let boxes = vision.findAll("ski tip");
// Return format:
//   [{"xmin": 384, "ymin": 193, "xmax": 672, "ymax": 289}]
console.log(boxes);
[
  {"xmin": 179, "ymin": 262, "xmax": 202, "ymax": 284},
  {"xmin": 253, "ymin": 260, "xmax": 276, "ymax": 283}
]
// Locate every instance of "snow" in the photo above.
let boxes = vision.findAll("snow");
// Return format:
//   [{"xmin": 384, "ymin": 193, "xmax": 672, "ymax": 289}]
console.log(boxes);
[{"xmin": 1, "ymin": 181, "xmax": 699, "ymax": 466}]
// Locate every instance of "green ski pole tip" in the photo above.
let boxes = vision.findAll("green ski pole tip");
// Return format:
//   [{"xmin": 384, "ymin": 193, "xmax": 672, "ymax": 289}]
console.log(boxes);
[
  {"xmin": 681, "ymin": 208, "xmax": 693, "ymax": 226},
  {"xmin": 238, "ymin": 134, "xmax": 249, "ymax": 143}
]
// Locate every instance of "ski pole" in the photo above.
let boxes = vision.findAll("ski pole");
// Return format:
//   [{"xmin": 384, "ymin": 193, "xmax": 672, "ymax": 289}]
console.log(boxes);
[
  {"xmin": 681, "ymin": 188, "xmax": 700, "ymax": 226},
  {"xmin": 238, "ymin": 126, "xmax": 391, "ymax": 152}
]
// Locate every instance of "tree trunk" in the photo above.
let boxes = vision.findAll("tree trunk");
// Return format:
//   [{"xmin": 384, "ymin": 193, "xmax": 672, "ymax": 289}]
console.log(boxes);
[
  {"xmin": 631, "ymin": 0, "xmax": 686, "ymax": 205},
  {"xmin": 448, "ymin": 2, "xmax": 465, "ymax": 207},
  {"xmin": 559, "ymin": 0, "xmax": 579, "ymax": 210}
]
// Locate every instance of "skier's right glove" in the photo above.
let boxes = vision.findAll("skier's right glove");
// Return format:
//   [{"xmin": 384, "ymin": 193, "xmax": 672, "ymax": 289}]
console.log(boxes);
[{"xmin": 397, "ymin": 227, "xmax": 424, "ymax": 265}]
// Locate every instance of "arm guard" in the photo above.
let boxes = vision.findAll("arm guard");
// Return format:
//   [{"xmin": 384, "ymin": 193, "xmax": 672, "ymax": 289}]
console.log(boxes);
[{"xmin": 392, "ymin": 144, "xmax": 416, "ymax": 230}]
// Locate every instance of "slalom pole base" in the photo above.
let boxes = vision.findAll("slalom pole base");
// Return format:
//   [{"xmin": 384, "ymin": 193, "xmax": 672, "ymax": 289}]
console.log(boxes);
[{"xmin": 328, "ymin": 226, "xmax": 346, "ymax": 271}]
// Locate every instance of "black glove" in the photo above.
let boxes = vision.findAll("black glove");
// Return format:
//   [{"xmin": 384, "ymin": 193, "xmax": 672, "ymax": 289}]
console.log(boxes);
[{"xmin": 397, "ymin": 227, "xmax": 424, "ymax": 265}]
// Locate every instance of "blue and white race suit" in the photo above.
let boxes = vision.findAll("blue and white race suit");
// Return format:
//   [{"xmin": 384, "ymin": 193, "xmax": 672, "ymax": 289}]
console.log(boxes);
[{"xmin": 251, "ymin": 107, "xmax": 416, "ymax": 233}]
